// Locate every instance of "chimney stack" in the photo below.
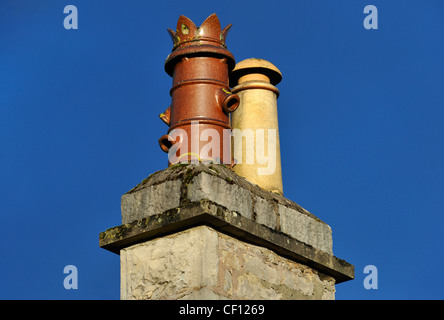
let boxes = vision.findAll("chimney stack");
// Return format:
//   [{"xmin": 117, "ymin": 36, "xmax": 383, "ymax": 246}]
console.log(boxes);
[{"xmin": 99, "ymin": 14, "xmax": 354, "ymax": 300}]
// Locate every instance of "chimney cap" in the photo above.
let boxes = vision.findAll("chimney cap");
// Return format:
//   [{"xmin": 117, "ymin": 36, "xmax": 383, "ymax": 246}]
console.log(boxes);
[
  {"xmin": 230, "ymin": 58, "xmax": 282, "ymax": 87},
  {"xmin": 165, "ymin": 13, "xmax": 235, "ymax": 77},
  {"xmin": 167, "ymin": 13, "xmax": 232, "ymax": 51}
]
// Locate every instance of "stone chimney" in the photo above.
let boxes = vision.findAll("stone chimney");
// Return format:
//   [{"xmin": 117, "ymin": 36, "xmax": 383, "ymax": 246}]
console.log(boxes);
[{"xmin": 99, "ymin": 14, "xmax": 354, "ymax": 300}]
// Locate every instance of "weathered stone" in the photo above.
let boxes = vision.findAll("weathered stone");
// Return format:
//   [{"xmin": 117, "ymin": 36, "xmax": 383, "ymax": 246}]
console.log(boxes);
[
  {"xmin": 121, "ymin": 225, "xmax": 336, "ymax": 300},
  {"xmin": 121, "ymin": 226, "xmax": 219, "ymax": 300},
  {"xmin": 118, "ymin": 163, "xmax": 333, "ymax": 254},
  {"xmin": 253, "ymin": 195, "xmax": 277, "ymax": 229},
  {"xmin": 189, "ymin": 172, "xmax": 253, "ymax": 219},
  {"xmin": 121, "ymin": 180, "xmax": 181, "ymax": 224},
  {"xmin": 99, "ymin": 199, "xmax": 354, "ymax": 283},
  {"xmin": 279, "ymin": 204, "xmax": 333, "ymax": 255},
  {"xmin": 100, "ymin": 163, "xmax": 354, "ymax": 300}
]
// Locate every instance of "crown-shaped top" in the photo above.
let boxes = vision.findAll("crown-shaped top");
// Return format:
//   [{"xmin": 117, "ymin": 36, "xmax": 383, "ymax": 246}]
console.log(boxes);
[{"xmin": 167, "ymin": 13, "xmax": 232, "ymax": 51}]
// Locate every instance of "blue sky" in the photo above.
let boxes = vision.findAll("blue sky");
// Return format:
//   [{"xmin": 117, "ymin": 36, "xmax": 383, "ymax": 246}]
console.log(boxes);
[{"xmin": 1, "ymin": 0, "xmax": 443, "ymax": 300}]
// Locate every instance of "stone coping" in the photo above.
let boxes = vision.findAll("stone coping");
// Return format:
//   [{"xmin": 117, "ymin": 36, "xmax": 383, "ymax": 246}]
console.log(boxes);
[
  {"xmin": 125, "ymin": 163, "xmax": 318, "ymax": 221},
  {"xmin": 100, "ymin": 199, "xmax": 354, "ymax": 284},
  {"xmin": 120, "ymin": 163, "xmax": 333, "ymax": 254}
]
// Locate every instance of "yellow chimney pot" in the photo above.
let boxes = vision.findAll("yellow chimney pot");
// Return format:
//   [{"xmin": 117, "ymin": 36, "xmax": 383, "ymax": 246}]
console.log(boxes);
[{"xmin": 230, "ymin": 58, "xmax": 284, "ymax": 195}]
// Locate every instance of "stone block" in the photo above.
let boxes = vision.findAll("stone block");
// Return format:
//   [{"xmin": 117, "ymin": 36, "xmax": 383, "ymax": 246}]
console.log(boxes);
[
  {"xmin": 253, "ymin": 195, "xmax": 277, "ymax": 229},
  {"xmin": 121, "ymin": 180, "xmax": 181, "ymax": 224},
  {"xmin": 279, "ymin": 204, "xmax": 333, "ymax": 255},
  {"xmin": 188, "ymin": 172, "xmax": 253, "ymax": 219},
  {"xmin": 121, "ymin": 225, "xmax": 219, "ymax": 300}
]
